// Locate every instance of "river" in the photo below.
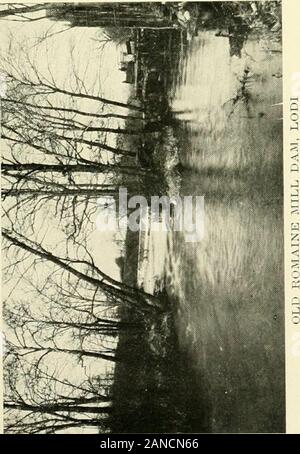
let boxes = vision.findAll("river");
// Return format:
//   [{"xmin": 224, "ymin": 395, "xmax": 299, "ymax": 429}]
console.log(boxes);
[{"xmin": 138, "ymin": 30, "xmax": 284, "ymax": 433}]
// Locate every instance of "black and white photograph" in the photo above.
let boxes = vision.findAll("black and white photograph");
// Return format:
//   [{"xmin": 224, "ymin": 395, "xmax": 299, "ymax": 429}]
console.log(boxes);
[{"xmin": 1, "ymin": 1, "xmax": 285, "ymax": 434}]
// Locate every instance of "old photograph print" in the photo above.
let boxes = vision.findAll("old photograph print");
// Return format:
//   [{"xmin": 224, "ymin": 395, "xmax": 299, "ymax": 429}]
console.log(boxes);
[{"xmin": 1, "ymin": 1, "xmax": 284, "ymax": 433}]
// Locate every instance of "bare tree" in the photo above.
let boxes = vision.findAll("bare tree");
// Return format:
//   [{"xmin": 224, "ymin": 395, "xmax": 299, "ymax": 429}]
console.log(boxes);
[
  {"xmin": 2, "ymin": 100, "xmax": 137, "ymax": 158},
  {"xmin": 0, "ymin": 4, "xmax": 50, "ymax": 20},
  {"xmin": 5, "ymin": 295, "xmax": 139, "ymax": 340},
  {"xmin": 2, "ymin": 228, "xmax": 161, "ymax": 311},
  {"xmin": 2, "ymin": 53, "xmax": 143, "ymax": 111},
  {"xmin": 4, "ymin": 297, "xmax": 140, "ymax": 365},
  {"xmin": 1, "ymin": 16, "xmax": 160, "ymax": 435},
  {"xmin": 1, "ymin": 43, "xmax": 152, "ymax": 237},
  {"xmin": 4, "ymin": 356, "xmax": 113, "ymax": 434}
]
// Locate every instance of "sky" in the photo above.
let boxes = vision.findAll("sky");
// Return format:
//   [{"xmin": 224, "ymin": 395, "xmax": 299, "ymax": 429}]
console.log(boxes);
[
  {"xmin": 0, "ymin": 10, "xmax": 131, "ymax": 278},
  {"xmin": 0, "ymin": 9, "xmax": 135, "ymax": 432}
]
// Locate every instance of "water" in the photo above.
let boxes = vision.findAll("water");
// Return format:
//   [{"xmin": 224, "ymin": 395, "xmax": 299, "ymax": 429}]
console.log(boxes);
[{"xmin": 139, "ymin": 31, "xmax": 284, "ymax": 432}]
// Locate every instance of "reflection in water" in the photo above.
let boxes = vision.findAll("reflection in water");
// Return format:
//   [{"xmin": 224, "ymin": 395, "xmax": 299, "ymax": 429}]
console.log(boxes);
[{"xmin": 140, "ymin": 31, "xmax": 284, "ymax": 432}]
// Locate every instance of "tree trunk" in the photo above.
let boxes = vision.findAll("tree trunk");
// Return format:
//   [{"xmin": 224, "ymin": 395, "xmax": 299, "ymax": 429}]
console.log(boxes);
[{"xmin": 2, "ymin": 230, "xmax": 162, "ymax": 311}]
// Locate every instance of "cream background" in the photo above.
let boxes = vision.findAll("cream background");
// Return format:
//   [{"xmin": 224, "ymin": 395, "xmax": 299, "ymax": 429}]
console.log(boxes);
[
  {"xmin": 0, "ymin": 0, "xmax": 298, "ymax": 434},
  {"xmin": 283, "ymin": 0, "xmax": 300, "ymax": 435}
]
